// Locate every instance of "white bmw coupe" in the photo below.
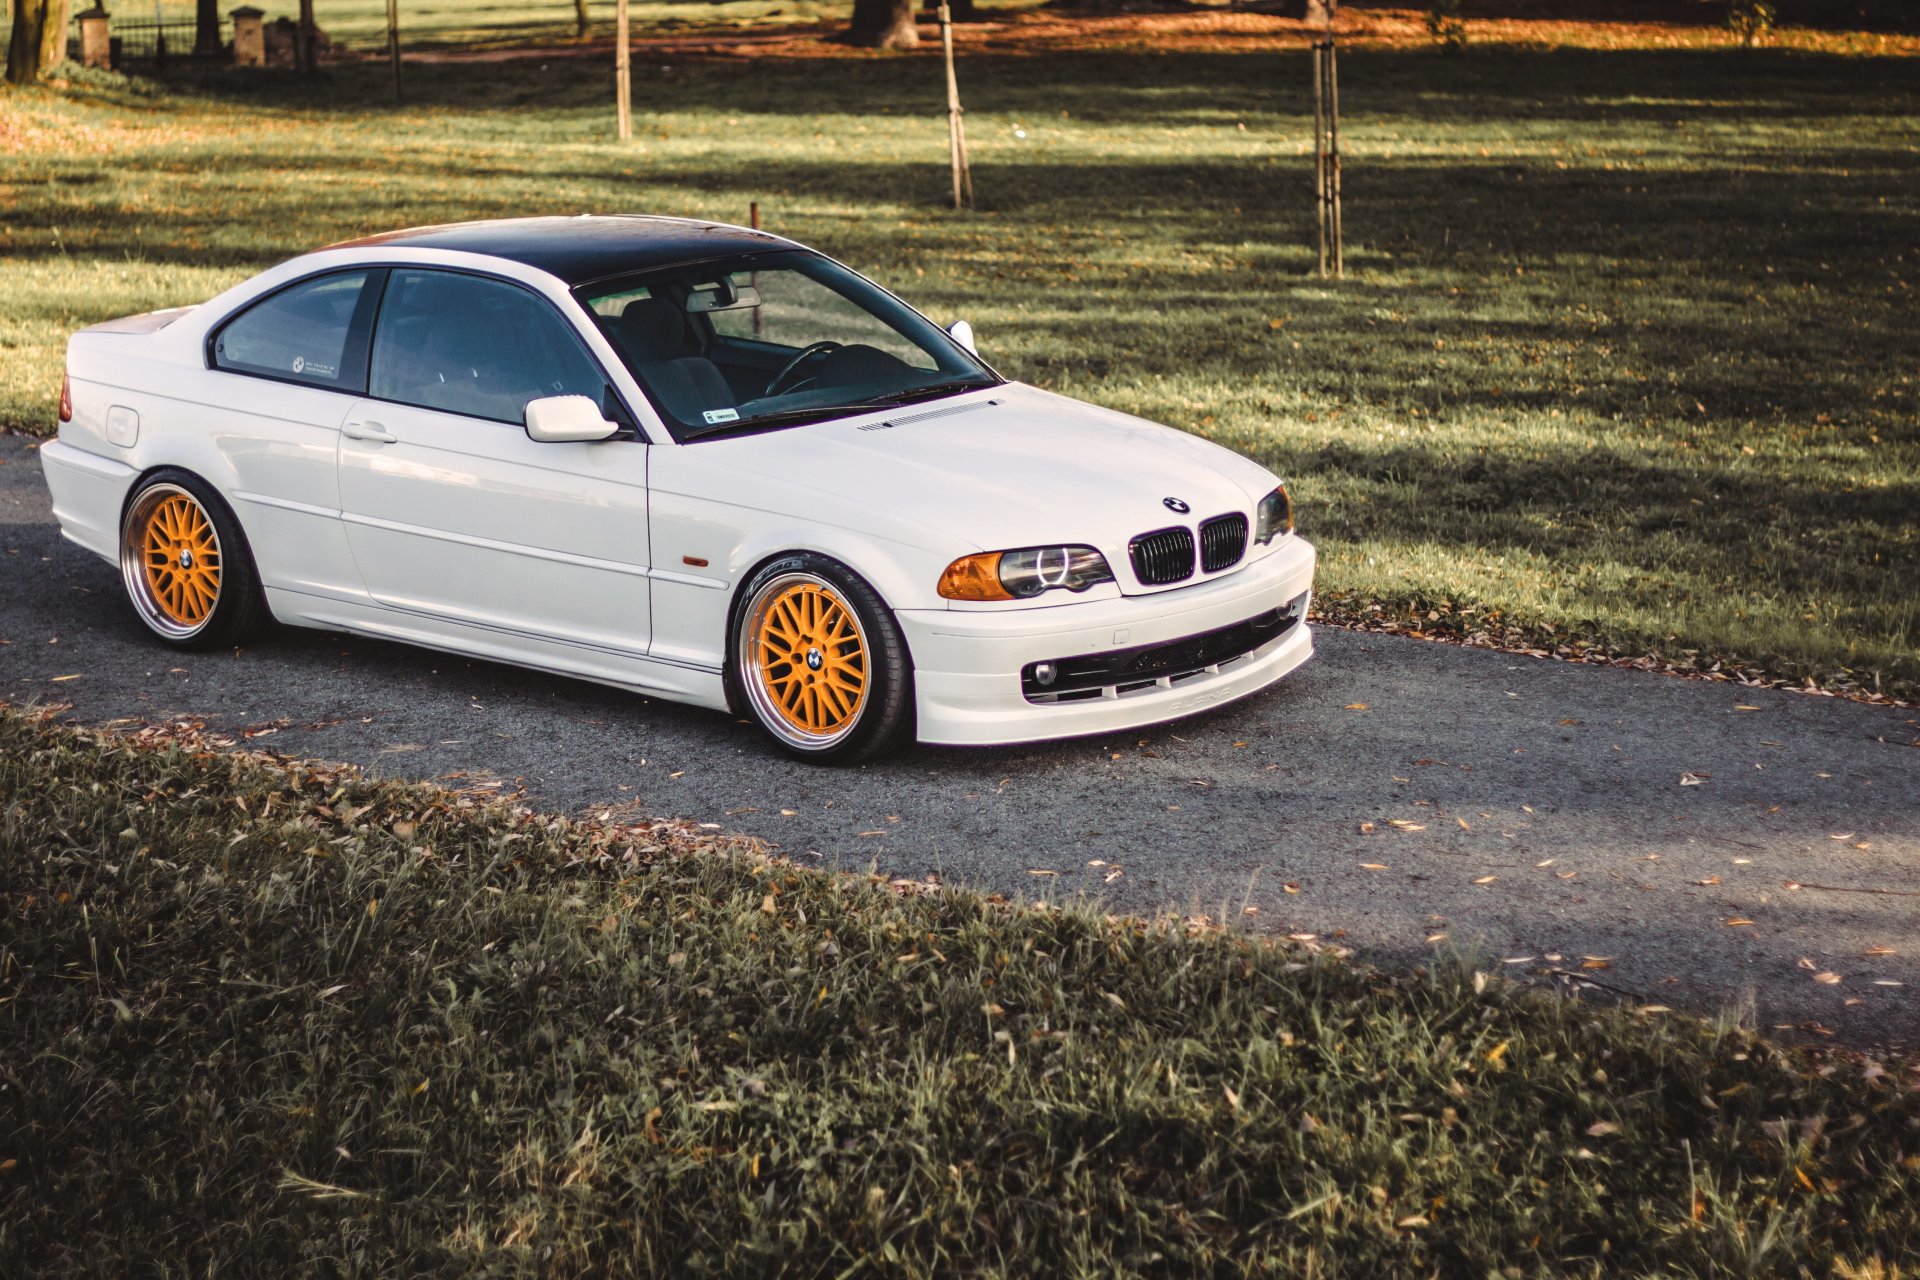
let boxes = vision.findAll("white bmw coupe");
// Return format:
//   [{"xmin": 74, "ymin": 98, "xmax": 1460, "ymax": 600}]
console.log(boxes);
[{"xmin": 41, "ymin": 216, "xmax": 1316, "ymax": 761}]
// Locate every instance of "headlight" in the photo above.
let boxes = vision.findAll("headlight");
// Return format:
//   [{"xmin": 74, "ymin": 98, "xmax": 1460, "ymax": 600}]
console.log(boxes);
[
  {"xmin": 938, "ymin": 545, "xmax": 1114, "ymax": 601},
  {"xmin": 1254, "ymin": 486, "xmax": 1293, "ymax": 544}
]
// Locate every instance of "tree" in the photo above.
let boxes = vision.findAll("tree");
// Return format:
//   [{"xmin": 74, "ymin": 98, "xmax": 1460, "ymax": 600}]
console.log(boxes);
[
  {"xmin": 575, "ymin": 0, "xmax": 591, "ymax": 39},
  {"xmin": 5, "ymin": 0, "xmax": 64, "ymax": 85},
  {"xmin": 195, "ymin": 0, "xmax": 222, "ymax": 56},
  {"xmin": 846, "ymin": 0, "xmax": 917, "ymax": 50}
]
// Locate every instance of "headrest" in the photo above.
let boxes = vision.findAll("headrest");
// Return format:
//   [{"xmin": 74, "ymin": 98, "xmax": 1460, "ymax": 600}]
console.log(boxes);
[{"xmin": 618, "ymin": 297, "xmax": 691, "ymax": 359}]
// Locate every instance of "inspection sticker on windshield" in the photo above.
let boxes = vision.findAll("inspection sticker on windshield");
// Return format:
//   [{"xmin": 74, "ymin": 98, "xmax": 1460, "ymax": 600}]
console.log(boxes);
[{"xmin": 702, "ymin": 408, "xmax": 740, "ymax": 425}]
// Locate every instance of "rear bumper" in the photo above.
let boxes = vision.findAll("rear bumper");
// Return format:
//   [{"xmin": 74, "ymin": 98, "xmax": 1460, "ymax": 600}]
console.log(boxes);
[
  {"xmin": 39, "ymin": 439, "xmax": 135, "ymax": 565},
  {"xmin": 897, "ymin": 535, "xmax": 1317, "ymax": 746}
]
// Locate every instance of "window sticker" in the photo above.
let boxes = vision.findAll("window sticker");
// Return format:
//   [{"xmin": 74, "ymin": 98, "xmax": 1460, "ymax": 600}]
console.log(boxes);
[
  {"xmin": 292, "ymin": 356, "xmax": 338, "ymax": 379},
  {"xmin": 702, "ymin": 408, "xmax": 741, "ymax": 425}
]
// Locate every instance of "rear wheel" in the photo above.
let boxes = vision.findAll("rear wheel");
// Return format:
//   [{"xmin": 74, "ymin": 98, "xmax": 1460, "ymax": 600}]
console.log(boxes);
[
  {"xmin": 119, "ymin": 470, "xmax": 267, "ymax": 650},
  {"xmin": 732, "ymin": 554, "xmax": 913, "ymax": 763}
]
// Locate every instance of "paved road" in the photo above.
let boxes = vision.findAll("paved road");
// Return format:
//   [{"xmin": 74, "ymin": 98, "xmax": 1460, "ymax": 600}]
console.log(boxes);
[{"xmin": 5, "ymin": 433, "xmax": 1917, "ymax": 1045}]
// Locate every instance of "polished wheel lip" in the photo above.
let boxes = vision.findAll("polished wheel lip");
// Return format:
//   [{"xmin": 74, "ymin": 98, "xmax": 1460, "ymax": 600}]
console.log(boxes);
[
  {"xmin": 121, "ymin": 482, "xmax": 222, "ymax": 641},
  {"xmin": 739, "ymin": 571, "xmax": 869, "ymax": 751}
]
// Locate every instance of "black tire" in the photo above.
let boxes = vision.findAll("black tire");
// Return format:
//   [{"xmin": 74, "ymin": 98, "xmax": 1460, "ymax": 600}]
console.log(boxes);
[
  {"xmin": 728, "ymin": 552, "xmax": 914, "ymax": 763},
  {"xmin": 119, "ymin": 468, "xmax": 269, "ymax": 651}
]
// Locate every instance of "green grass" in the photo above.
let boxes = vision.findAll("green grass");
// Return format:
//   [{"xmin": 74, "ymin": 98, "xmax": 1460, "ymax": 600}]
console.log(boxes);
[
  {"xmin": 1, "ymin": 44, "xmax": 1916, "ymax": 698},
  {"xmin": 2, "ymin": 702, "xmax": 1917, "ymax": 1275}
]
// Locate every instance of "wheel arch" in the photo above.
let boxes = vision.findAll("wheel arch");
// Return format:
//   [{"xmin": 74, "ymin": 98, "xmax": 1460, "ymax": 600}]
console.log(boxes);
[
  {"xmin": 720, "ymin": 545, "xmax": 919, "ymax": 718},
  {"xmin": 120, "ymin": 462, "xmax": 272, "ymax": 623}
]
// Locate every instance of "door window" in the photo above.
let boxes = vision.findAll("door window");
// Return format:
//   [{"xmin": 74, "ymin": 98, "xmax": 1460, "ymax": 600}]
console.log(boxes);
[
  {"xmin": 213, "ymin": 270, "xmax": 376, "ymax": 390},
  {"xmin": 370, "ymin": 270, "xmax": 607, "ymax": 424}
]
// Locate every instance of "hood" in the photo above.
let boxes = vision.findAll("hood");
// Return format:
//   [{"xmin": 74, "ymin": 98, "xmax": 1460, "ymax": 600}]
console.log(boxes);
[{"xmin": 702, "ymin": 383, "xmax": 1283, "ymax": 596}]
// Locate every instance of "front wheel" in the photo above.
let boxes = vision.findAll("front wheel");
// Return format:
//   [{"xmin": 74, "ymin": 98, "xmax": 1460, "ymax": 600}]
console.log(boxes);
[{"xmin": 731, "ymin": 554, "xmax": 913, "ymax": 763}]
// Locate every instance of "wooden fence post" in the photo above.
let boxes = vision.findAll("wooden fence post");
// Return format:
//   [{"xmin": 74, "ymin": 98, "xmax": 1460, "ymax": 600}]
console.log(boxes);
[{"xmin": 615, "ymin": 0, "xmax": 631, "ymax": 141}]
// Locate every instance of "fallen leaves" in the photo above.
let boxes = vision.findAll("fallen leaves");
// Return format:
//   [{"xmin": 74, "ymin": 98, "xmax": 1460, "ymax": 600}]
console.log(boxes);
[
  {"xmin": 1725, "ymin": 918, "xmax": 1755, "ymax": 927},
  {"xmin": 1679, "ymin": 771, "xmax": 1709, "ymax": 786}
]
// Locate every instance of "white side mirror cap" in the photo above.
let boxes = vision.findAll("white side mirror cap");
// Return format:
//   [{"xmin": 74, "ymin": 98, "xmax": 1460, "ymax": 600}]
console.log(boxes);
[
  {"xmin": 947, "ymin": 319, "xmax": 976, "ymax": 354},
  {"xmin": 525, "ymin": 394, "xmax": 619, "ymax": 443}
]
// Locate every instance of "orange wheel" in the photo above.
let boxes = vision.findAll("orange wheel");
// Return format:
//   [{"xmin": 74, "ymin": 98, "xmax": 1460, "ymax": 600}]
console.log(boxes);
[
  {"xmin": 121, "ymin": 481, "xmax": 228, "ymax": 641},
  {"xmin": 740, "ymin": 573, "xmax": 870, "ymax": 749}
]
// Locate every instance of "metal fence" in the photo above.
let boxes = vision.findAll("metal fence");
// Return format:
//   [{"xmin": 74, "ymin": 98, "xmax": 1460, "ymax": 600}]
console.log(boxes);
[
  {"xmin": 100, "ymin": 16, "xmax": 220, "ymax": 62},
  {"xmin": 0, "ymin": 13, "xmax": 223, "ymax": 66}
]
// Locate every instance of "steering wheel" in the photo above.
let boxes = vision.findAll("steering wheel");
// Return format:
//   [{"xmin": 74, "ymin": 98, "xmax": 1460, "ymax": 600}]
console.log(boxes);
[{"xmin": 765, "ymin": 340, "xmax": 843, "ymax": 397}]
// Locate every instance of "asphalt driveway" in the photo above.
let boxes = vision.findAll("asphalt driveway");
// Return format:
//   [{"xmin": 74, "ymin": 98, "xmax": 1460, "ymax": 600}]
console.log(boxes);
[{"xmin": 4, "ymin": 432, "xmax": 1916, "ymax": 1046}]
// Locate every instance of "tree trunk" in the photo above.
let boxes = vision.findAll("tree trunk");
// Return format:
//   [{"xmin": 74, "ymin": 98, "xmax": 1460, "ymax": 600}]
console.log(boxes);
[
  {"xmin": 575, "ymin": 0, "xmax": 590, "ymax": 39},
  {"xmin": 38, "ymin": 0, "xmax": 67, "ymax": 69},
  {"xmin": 195, "ymin": 0, "xmax": 222, "ymax": 56},
  {"xmin": 846, "ymin": 0, "xmax": 918, "ymax": 49},
  {"xmin": 296, "ymin": 0, "xmax": 314, "ymax": 72},
  {"xmin": 7, "ymin": 0, "xmax": 48, "ymax": 84},
  {"xmin": 192, "ymin": 0, "xmax": 222, "ymax": 55}
]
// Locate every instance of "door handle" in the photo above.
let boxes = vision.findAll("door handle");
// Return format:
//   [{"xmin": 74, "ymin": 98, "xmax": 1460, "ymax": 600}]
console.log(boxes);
[{"xmin": 343, "ymin": 421, "xmax": 397, "ymax": 444}]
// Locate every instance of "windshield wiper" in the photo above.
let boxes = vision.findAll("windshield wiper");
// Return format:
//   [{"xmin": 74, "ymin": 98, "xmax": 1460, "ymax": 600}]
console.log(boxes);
[
  {"xmin": 679, "ymin": 381, "xmax": 999, "ymax": 442},
  {"xmin": 678, "ymin": 404, "xmax": 869, "ymax": 442},
  {"xmin": 854, "ymin": 379, "xmax": 999, "ymax": 408}
]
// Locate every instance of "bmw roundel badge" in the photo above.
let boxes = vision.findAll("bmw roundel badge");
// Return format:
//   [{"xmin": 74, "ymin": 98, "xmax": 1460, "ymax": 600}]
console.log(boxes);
[{"xmin": 1163, "ymin": 497, "xmax": 1191, "ymax": 514}]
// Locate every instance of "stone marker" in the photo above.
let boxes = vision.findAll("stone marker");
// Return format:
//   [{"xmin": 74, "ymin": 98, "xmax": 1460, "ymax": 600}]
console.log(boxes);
[
  {"xmin": 230, "ymin": 5, "xmax": 264, "ymax": 66},
  {"xmin": 78, "ymin": 5, "xmax": 112, "ymax": 69}
]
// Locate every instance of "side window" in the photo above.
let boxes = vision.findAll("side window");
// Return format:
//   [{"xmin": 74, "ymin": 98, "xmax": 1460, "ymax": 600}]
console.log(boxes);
[
  {"xmin": 213, "ymin": 270, "xmax": 375, "ymax": 390},
  {"xmin": 369, "ymin": 270, "xmax": 607, "ymax": 424}
]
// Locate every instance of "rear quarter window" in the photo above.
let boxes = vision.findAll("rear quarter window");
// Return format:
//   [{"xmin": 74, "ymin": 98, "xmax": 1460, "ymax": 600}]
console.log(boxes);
[{"xmin": 212, "ymin": 270, "xmax": 376, "ymax": 390}]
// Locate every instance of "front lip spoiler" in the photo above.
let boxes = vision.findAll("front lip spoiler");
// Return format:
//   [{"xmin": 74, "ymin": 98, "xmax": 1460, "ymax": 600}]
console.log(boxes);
[{"xmin": 1021, "ymin": 592, "xmax": 1309, "ymax": 703}]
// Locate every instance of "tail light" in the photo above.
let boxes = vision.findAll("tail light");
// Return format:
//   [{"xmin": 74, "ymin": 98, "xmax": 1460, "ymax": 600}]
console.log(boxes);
[{"xmin": 58, "ymin": 372, "xmax": 73, "ymax": 423}]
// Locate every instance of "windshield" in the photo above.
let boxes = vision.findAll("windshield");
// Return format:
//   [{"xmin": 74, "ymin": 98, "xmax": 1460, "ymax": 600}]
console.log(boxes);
[{"xmin": 577, "ymin": 251, "xmax": 997, "ymax": 441}]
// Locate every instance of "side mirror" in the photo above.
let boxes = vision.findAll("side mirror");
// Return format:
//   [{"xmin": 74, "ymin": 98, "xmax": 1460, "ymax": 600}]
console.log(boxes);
[
  {"xmin": 947, "ymin": 319, "xmax": 976, "ymax": 354},
  {"xmin": 525, "ymin": 394, "xmax": 619, "ymax": 443}
]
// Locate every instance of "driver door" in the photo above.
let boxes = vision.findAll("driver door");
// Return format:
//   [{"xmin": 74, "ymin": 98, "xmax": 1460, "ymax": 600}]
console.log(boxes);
[{"xmin": 335, "ymin": 268, "xmax": 653, "ymax": 656}]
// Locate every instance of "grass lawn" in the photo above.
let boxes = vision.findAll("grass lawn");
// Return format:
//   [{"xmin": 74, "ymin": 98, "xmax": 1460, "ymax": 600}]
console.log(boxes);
[
  {"xmin": 0, "ymin": 34, "xmax": 1915, "ymax": 698},
  {"xmin": 3, "ymin": 703, "xmax": 1918, "ymax": 1274}
]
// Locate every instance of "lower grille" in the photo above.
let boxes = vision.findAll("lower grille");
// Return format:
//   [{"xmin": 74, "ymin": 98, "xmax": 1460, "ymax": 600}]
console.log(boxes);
[
  {"xmin": 1129, "ymin": 526, "xmax": 1196, "ymax": 586},
  {"xmin": 1021, "ymin": 592, "xmax": 1308, "ymax": 702},
  {"xmin": 1199, "ymin": 513, "xmax": 1248, "ymax": 574}
]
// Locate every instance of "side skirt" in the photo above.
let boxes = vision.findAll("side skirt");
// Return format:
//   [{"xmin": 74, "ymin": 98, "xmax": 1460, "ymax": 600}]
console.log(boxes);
[{"xmin": 264, "ymin": 586, "xmax": 730, "ymax": 712}]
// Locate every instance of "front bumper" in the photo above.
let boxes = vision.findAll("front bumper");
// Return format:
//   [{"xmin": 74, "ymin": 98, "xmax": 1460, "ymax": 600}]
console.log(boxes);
[{"xmin": 897, "ymin": 535, "xmax": 1317, "ymax": 746}]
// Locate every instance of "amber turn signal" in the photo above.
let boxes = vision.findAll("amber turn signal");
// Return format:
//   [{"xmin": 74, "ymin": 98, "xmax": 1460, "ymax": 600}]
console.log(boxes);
[
  {"xmin": 58, "ymin": 372, "xmax": 72, "ymax": 424},
  {"xmin": 938, "ymin": 552, "xmax": 1012, "ymax": 601}
]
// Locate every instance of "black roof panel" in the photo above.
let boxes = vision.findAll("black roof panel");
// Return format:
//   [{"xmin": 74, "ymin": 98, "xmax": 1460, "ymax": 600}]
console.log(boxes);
[{"xmin": 326, "ymin": 215, "xmax": 790, "ymax": 286}]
